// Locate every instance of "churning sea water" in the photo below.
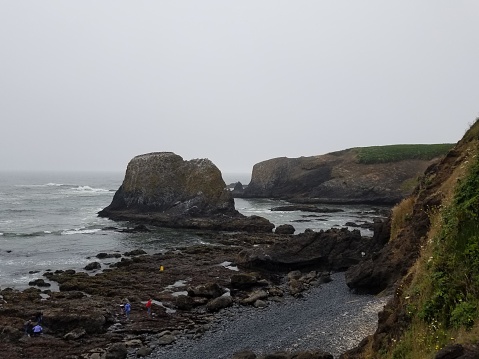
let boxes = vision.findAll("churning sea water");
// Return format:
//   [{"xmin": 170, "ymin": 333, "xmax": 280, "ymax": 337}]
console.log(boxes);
[{"xmin": 0, "ymin": 171, "xmax": 387, "ymax": 290}]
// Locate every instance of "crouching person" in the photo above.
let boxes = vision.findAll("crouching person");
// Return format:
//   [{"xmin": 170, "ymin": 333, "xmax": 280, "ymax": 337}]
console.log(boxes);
[{"xmin": 32, "ymin": 323, "xmax": 43, "ymax": 337}]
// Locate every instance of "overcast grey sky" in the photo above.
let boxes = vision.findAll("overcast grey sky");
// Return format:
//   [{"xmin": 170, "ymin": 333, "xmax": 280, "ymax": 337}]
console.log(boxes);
[{"xmin": 1, "ymin": 1, "xmax": 478, "ymax": 174}]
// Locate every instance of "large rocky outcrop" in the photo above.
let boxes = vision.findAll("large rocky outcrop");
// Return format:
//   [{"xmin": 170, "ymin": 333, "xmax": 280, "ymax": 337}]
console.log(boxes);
[
  {"xmin": 237, "ymin": 148, "xmax": 449, "ymax": 204},
  {"xmin": 98, "ymin": 152, "xmax": 274, "ymax": 232},
  {"xmin": 237, "ymin": 221, "xmax": 389, "ymax": 274}
]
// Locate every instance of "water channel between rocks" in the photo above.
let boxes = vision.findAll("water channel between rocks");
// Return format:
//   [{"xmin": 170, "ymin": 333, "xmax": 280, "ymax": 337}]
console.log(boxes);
[{"xmin": 148, "ymin": 272, "xmax": 390, "ymax": 359}]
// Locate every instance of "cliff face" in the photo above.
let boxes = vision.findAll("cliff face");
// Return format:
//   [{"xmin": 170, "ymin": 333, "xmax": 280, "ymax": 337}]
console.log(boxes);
[
  {"xmin": 239, "ymin": 147, "xmax": 450, "ymax": 205},
  {"xmin": 99, "ymin": 152, "xmax": 274, "ymax": 232},
  {"xmin": 341, "ymin": 120, "xmax": 479, "ymax": 358}
]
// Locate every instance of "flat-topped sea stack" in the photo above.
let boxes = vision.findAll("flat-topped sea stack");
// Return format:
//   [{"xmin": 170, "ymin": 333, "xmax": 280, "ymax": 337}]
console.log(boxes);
[
  {"xmin": 236, "ymin": 144, "xmax": 454, "ymax": 205},
  {"xmin": 99, "ymin": 152, "xmax": 274, "ymax": 232}
]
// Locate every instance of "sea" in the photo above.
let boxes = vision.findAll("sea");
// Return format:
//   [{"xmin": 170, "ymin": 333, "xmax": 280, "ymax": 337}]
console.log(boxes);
[{"xmin": 0, "ymin": 171, "xmax": 389, "ymax": 291}]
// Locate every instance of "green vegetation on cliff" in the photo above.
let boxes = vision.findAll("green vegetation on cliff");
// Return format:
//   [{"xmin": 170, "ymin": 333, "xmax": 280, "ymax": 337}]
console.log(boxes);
[
  {"xmin": 383, "ymin": 136, "xmax": 479, "ymax": 358},
  {"xmin": 355, "ymin": 144, "xmax": 454, "ymax": 164}
]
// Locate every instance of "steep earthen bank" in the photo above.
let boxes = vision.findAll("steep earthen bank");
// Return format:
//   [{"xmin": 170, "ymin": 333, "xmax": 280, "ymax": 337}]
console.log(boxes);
[{"xmin": 340, "ymin": 119, "xmax": 479, "ymax": 358}]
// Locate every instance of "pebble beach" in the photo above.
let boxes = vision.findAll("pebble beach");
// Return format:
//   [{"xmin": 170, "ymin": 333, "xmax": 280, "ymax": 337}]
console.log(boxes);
[{"xmin": 148, "ymin": 272, "xmax": 390, "ymax": 359}]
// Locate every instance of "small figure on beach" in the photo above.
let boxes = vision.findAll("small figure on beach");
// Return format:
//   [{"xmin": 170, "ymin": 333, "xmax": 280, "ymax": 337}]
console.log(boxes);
[
  {"xmin": 32, "ymin": 323, "xmax": 43, "ymax": 336},
  {"xmin": 124, "ymin": 301, "xmax": 131, "ymax": 320},
  {"xmin": 23, "ymin": 319, "xmax": 33, "ymax": 336},
  {"xmin": 146, "ymin": 298, "xmax": 152, "ymax": 318}
]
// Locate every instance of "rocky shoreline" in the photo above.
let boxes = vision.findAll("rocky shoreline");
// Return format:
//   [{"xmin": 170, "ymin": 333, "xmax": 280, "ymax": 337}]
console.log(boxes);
[{"xmin": 0, "ymin": 226, "xmax": 390, "ymax": 359}]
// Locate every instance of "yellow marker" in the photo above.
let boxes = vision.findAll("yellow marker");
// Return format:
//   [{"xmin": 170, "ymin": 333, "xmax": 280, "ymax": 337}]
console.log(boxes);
[{"xmin": 160, "ymin": 265, "xmax": 164, "ymax": 272}]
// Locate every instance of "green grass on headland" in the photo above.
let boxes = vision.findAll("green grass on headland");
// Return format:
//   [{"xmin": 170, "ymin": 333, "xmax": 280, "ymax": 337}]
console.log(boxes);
[{"xmin": 354, "ymin": 144, "xmax": 454, "ymax": 164}]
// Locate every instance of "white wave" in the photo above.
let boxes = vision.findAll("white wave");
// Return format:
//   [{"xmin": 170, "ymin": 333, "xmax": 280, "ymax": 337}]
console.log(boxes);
[
  {"xmin": 72, "ymin": 186, "xmax": 111, "ymax": 193},
  {"xmin": 61, "ymin": 228, "xmax": 101, "ymax": 235},
  {"xmin": 15, "ymin": 183, "xmax": 65, "ymax": 187}
]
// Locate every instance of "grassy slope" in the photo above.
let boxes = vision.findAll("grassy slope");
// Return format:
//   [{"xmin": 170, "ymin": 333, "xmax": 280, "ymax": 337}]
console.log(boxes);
[
  {"xmin": 379, "ymin": 121, "xmax": 479, "ymax": 358},
  {"xmin": 354, "ymin": 144, "xmax": 454, "ymax": 164}
]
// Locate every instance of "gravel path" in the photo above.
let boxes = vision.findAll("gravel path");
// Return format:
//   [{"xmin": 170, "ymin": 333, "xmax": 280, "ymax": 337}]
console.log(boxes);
[{"xmin": 147, "ymin": 273, "xmax": 389, "ymax": 359}]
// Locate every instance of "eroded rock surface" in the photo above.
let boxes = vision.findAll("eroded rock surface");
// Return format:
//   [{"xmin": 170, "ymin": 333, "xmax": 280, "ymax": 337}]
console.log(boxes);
[
  {"xmin": 237, "ymin": 150, "xmax": 443, "ymax": 204},
  {"xmin": 99, "ymin": 152, "xmax": 274, "ymax": 232},
  {"xmin": 237, "ymin": 225, "xmax": 388, "ymax": 273}
]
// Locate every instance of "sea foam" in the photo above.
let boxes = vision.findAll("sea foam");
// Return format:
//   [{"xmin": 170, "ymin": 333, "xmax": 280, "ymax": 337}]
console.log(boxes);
[
  {"xmin": 73, "ymin": 186, "xmax": 111, "ymax": 193},
  {"xmin": 61, "ymin": 228, "xmax": 102, "ymax": 235}
]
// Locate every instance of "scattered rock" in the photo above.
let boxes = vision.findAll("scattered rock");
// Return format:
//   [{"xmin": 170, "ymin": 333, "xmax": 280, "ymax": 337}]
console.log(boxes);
[
  {"xmin": 175, "ymin": 295, "xmax": 196, "ymax": 311},
  {"xmin": 105, "ymin": 343, "xmax": 128, "ymax": 359},
  {"xmin": 274, "ymin": 224, "xmax": 295, "ymax": 234},
  {"xmin": 187, "ymin": 282, "xmax": 224, "ymax": 298},
  {"xmin": 230, "ymin": 273, "xmax": 258, "ymax": 288},
  {"xmin": 242, "ymin": 290, "xmax": 268, "ymax": 305},
  {"xmin": 84, "ymin": 262, "xmax": 101, "ymax": 271},
  {"xmin": 136, "ymin": 346, "xmax": 153, "ymax": 357},
  {"xmin": 96, "ymin": 252, "xmax": 122, "ymax": 259},
  {"xmin": 206, "ymin": 295, "xmax": 233, "ymax": 312},
  {"xmin": 124, "ymin": 249, "xmax": 147, "ymax": 256},
  {"xmin": 158, "ymin": 334, "xmax": 176, "ymax": 345},
  {"xmin": 64, "ymin": 328, "xmax": 86, "ymax": 340},
  {"xmin": 253, "ymin": 299, "xmax": 267, "ymax": 308},
  {"xmin": 124, "ymin": 339, "xmax": 142, "ymax": 348},
  {"xmin": 28, "ymin": 279, "xmax": 51, "ymax": 287}
]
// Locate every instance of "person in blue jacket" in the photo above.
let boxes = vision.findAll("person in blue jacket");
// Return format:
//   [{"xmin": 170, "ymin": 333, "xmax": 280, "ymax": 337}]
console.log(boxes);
[
  {"xmin": 32, "ymin": 323, "xmax": 43, "ymax": 336},
  {"xmin": 124, "ymin": 301, "xmax": 131, "ymax": 320}
]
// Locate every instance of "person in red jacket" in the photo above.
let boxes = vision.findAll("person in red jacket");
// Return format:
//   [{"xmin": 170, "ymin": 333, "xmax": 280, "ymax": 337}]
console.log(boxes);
[{"xmin": 146, "ymin": 298, "xmax": 152, "ymax": 318}]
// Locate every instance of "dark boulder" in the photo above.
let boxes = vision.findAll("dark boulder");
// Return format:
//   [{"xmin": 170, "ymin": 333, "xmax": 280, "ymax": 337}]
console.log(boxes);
[
  {"xmin": 187, "ymin": 282, "xmax": 224, "ymax": 298},
  {"xmin": 105, "ymin": 343, "xmax": 127, "ymax": 359},
  {"xmin": 206, "ymin": 295, "xmax": 233, "ymax": 312},
  {"xmin": 434, "ymin": 344, "xmax": 479, "ymax": 359},
  {"xmin": 274, "ymin": 224, "xmax": 295, "ymax": 235},
  {"xmin": 124, "ymin": 249, "xmax": 147, "ymax": 257},
  {"xmin": 96, "ymin": 252, "xmax": 121, "ymax": 259},
  {"xmin": 230, "ymin": 273, "xmax": 259, "ymax": 289},
  {"xmin": 28, "ymin": 279, "xmax": 51, "ymax": 287},
  {"xmin": 84, "ymin": 262, "xmax": 101, "ymax": 271}
]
